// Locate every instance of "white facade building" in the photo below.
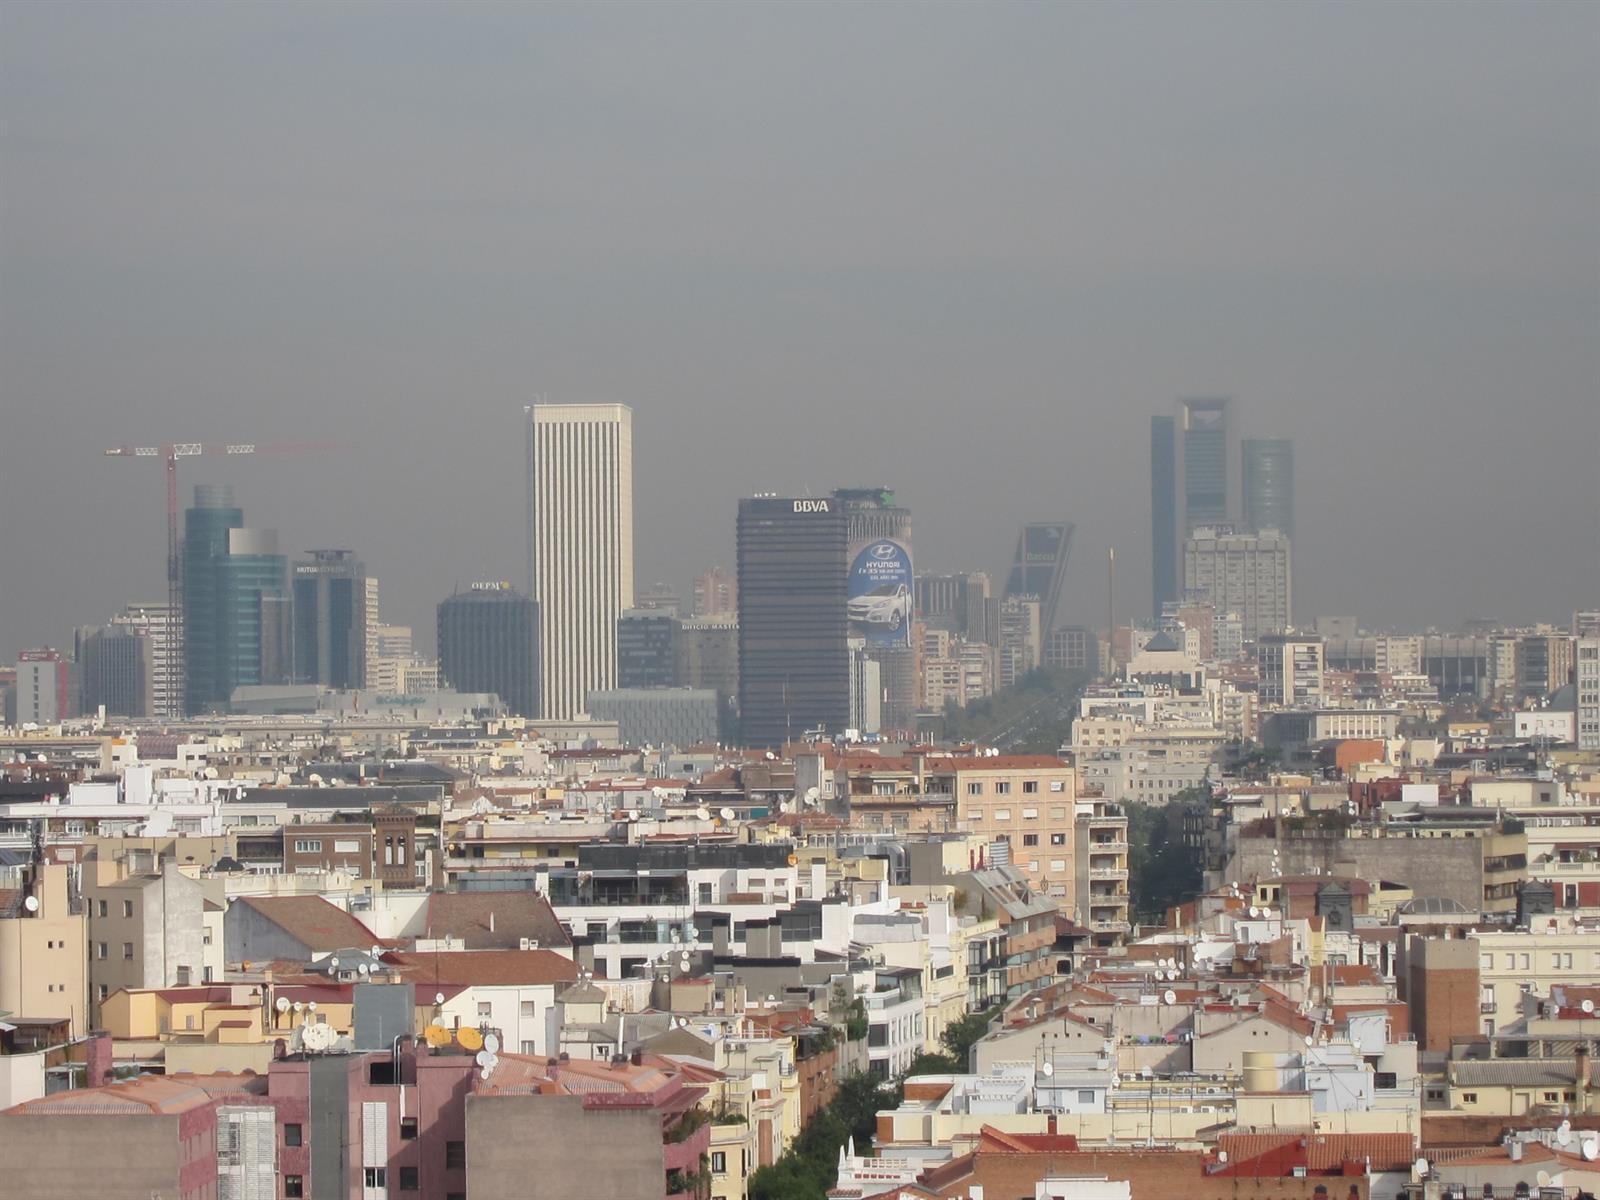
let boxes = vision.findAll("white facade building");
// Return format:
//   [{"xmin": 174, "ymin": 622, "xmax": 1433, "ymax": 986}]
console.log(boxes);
[{"xmin": 527, "ymin": 403, "xmax": 635, "ymax": 720}]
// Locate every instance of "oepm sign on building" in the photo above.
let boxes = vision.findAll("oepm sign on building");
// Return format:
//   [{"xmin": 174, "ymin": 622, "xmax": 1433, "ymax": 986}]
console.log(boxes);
[{"xmin": 847, "ymin": 539, "xmax": 913, "ymax": 649}]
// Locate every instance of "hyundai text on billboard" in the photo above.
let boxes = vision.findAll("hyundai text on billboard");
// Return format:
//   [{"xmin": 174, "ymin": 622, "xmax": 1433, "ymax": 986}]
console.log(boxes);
[{"xmin": 847, "ymin": 539, "xmax": 912, "ymax": 649}]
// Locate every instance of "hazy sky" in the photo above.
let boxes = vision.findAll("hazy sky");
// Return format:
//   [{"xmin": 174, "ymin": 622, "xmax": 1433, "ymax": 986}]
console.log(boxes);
[{"xmin": 3, "ymin": 1, "xmax": 1596, "ymax": 659}]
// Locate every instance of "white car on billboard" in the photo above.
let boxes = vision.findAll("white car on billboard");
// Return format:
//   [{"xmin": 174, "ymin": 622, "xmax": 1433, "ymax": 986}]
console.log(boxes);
[{"xmin": 848, "ymin": 581, "xmax": 911, "ymax": 632}]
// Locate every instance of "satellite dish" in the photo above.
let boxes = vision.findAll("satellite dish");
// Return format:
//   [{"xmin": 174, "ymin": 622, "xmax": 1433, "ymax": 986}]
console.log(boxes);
[
  {"xmin": 22, "ymin": 895, "xmax": 38, "ymax": 913},
  {"xmin": 720, "ymin": 806, "xmax": 735, "ymax": 822},
  {"xmin": 480, "ymin": 1065, "xmax": 493, "ymax": 1081},
  {"xmin": 1414, "ymin": 1158, "xmax": 1429, "ymax": 1177},
  {"xmin": 307, "ymin": 1001, "xmax": 318, "ymax": 1012},
  {"xmin": 679, "ymin": 955, "xmax": 691, "ymax": 971},
  {"xmin": 435, "ymin": 992, "xmax": 446, "ymax": 1005},
  {"xmin": 627, "ymin": 809, "xmax": 639, "ymax": 822},
  {"xmin": 1582, "ymin": 1000, "xmax": 1594, "ymax": 1015},
  {"xmin": 1163, "ymin": 990, "xmax": 1177, "ymax": 1006},
  {"xmin": 686, "ymin": 926, "xmax": 698, "ymax": 941},
  {"xmin": 1040, "ymin": 1061, "xmax": 1054, "ymax": 1076},
  {"xmin": 1217, "ymin": 1150, "xmax": 1228, "ymax": 1165},
  {"xmin": 1583, "ymin": 1139, "xmax": 1598, "ymax": 1161},
  {"xmin": 475, "ymin": 1050, "xmax": 492, "ymax": 1067},
  {"xmin": 359, "ymin": 963, "xmax": 370, "ymax": 975},
  {"xmin": 292, "ymin": 1001, "xmax": 304, "ymax": 1013},
  {"xmin": 424, "ymin": 1025, "xmax": 450, "ymax": 1048},
  {"xmin": 1304, "ymin": 1035, "xmax": 1315, "ymax": 1047},
  {"xmin": 275, "ymin": 997, "xmax": 291, "ymax": 1013},
  {"xmin": 484, "ymin": 1033, "xmax": 500, "ymax": 1054},
  {"xmin": 1249, "ymin": 906, "xmax": 1261, "ymax": 918},
  {"xmin": 458, "ymin": 1026, "xmax": 483, "ymax": 1051},
  {"xmin": 329, "ymin": 957, "xmax": 340, "ymax": 970},
  {"xmin": 372, "ymin": 945, "xmax": 383, "ymax": 958},
  {"xmin": 1557, "ymin": 1121, "xmax": 1573, "ymax": 1145},
  {"xmin": 1536, "ymin": 1170, "xmax": 1552, "ymax": 1188}
]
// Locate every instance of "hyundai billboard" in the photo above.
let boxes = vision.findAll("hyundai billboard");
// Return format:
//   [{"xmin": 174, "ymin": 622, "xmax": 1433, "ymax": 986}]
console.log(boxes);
[{"xmin": 847, "ymin": 538, "xmax": 913, "ymax": 649}]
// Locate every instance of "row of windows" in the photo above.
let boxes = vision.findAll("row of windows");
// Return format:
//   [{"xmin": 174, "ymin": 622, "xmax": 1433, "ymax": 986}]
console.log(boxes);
[
  {"xmin": 963, "ymin": 779, "xmax": 1066, "ymax": 796},
  {"xmin": 1482, "ymin": 950, "xmax": 1600, "ymax": 971},
  {"xmin": 967, "ymin": 807, "xmax": 1069, "ymax": 823},
  {"xmin": 93, "ymin": 900, "xmax": 136, "ymax": 918}
]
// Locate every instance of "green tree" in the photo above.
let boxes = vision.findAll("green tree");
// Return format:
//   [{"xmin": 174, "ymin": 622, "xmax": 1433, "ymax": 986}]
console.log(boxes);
[{"xmin": 1127, "ymin": 794, "xmax": 1204, "ymax": 923}]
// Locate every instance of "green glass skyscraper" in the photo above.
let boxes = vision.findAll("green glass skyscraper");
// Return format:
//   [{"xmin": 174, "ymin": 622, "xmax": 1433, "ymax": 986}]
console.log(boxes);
[{"xmin": 182, "ymin": 485, "xmax": 290, "ymax": 714}]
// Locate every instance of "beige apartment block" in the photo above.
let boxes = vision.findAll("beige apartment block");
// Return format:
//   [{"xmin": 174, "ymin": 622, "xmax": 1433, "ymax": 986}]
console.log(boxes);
[{"xmin": 0, "ymin": 864, "xmax": 89, "ymax": 1037}]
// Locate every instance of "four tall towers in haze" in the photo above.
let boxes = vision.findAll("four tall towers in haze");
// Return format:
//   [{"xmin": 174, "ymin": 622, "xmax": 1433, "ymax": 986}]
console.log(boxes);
[{"xmin": 1151, "ymin": 398, "xmax": 1296, "ymax": 622}]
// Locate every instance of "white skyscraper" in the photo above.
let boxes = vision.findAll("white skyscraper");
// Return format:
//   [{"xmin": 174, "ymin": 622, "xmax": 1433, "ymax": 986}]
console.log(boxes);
[{"xmin": 526, "ymin": 403, "xmax": 634, "ymax": 719}]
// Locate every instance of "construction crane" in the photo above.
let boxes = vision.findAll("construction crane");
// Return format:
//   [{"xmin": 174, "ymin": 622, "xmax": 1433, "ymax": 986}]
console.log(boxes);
[{"xmin": 102, "ymin": 441, "xmax": 325, "ymax": 713}]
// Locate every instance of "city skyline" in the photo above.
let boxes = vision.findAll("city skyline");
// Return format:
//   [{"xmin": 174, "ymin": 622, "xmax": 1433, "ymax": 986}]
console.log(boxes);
[{"xmin": 2, "ymin": 3, "xmax": 1597, "ymax": 657}]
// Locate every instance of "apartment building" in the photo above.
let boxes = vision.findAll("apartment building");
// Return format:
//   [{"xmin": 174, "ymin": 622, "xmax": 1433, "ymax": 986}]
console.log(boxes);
[
  {"xmin": 1074, "ymin": 798, "xmax": 1131, "ymax": 947},
  {"xmin": 0, "ymin": 863, "xmax": 88, "ymax": 1037},
  {"xmin": 930, "ymin": 756, "xmax": 1077, "ymax": 897},
  {"xmin": 82, "ymin": 850, "xmax": 211, "ymax": 1020}
]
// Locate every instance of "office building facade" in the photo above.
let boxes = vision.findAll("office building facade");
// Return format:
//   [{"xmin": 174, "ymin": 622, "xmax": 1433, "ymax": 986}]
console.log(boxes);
[
  {"xmin": 182, "ymin": 486, "xmax": 291, "ymax": 714},
  {"xmin": 110, "ymin": 603, "xmax": 181, "ymax": 719},
  {"xmin": 1257, "ymin": 634, "xmax": 1325, "ymax": 709},
  {"xmin": 617, "ymin": 608, "xmax": 680, "ymax": 690},
  {"xmin": 526, "ymin": 403, "xmax": 634, "ymax": 720},
  {"xmin": 437, "ymin": 583, "xmax": 540, "ymax": 717},
  {"xmin": 1241, "ymin": 437, "xmax": 1294, "ymax": 539},
  {"xmin": 1150, "ymin": 414, "xmax": 1179, "ymax": 618},
  {"xmin": 292, "ymin": 549, "xmax": 369, "ymax": 690},
  {"xmin": 1180, "ymin": 397, "xmax": 1231, "ymax": 535},
  {"xmin": 1003, "ymin": 522, "xmax": 1072, "ymax": 633},
  {"xmin": 1182, "ymin": 526, "xmax": 1291, "ymax": 644},
  {"xmin": 1578, "ymin": 639, "xmax": 1600, "ymax": 751},
  {"xmin": 916, "ymin": 571, "xmax": 990, "ymax": 640},
  {"xmin": 692, "ymin": 567, "xmax": 737, "ymax": 618},
  {"xmin": 737, "ymin": 496, "xmax": 849, "ymax": 747},
  {"xmin": 77, "ymin": 625, "xmax": 154, "ymax": 718},
  {"xmin": 15, "ymin": 650, "xmax": 72, "ymax": 725}
]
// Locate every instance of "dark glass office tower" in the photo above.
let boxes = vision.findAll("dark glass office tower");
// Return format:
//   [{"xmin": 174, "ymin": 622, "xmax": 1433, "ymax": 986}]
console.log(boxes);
[
  {"xmin": 1003, "ymin": 522, "xmax": 1073, "ymax": 633},
  {"xmin": 617, "ymin": 607, "xmax": 680, "ymax": 688},
  {"xmin": 1242, "ymin": 437, "xmax": 1294, "ymax": 539},
  {"xmin": 1180, "ymin": 397, "xmax": 1231, "ymax": 534},
  {"xmin": 737, "ymin": 497, "xmax": 848, "ymax": 747},
  {"xmin": 183, "ymin": 486, "xmax": 290, "ymax": 714},
  {"xmin": 437, "ymin": 583, "xmax": 539, "ymax": 716},
  {"xmin": 293, "ymin": 549, "xmax": 368, "ymax": 689},
  {"xmin": 1150, "ymin": 414, "xmax": 1179, "ymax": 618}
]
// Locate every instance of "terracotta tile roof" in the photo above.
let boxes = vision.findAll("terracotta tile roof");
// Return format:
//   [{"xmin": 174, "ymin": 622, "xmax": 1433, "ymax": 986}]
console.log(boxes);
[
  {"xmin": 1330, "ymin": 964, "xmax": 1383, "ymax": 986},
  {"xmin": 3, "ymin": 1072, "xmax": 260, "ymax": 1116},
  {"xmin": 423, "ymin": 891, "xmax": 571, "ymax": 950},
  {"xmin": 384, "ymin": 949, "xmax": 578, "ymax": 987},
  {"xmin": 1218, "ymin": 1130, "xmax": 1415, "ymax": 1172},
  {"xmin": 234, "ymin": 895, "xmax": 378, "ymax": 953}
]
